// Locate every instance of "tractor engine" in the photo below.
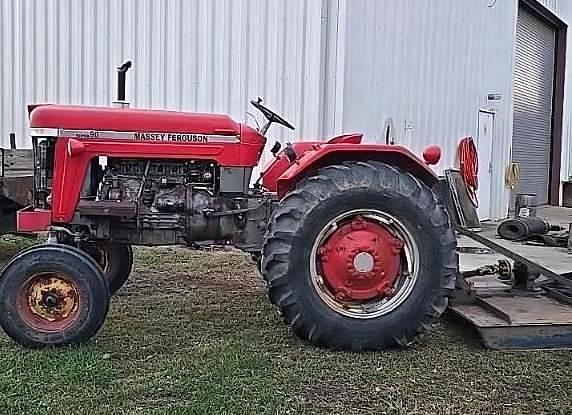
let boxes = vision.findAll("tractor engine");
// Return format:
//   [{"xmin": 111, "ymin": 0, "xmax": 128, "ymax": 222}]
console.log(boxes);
[
  {"xmin": 74, "ymin": 158, "xmax": 271, "ymax": 251},
  {"xmin": 99, "ymin": 159, "xmax": 215, "ymax": 214}
]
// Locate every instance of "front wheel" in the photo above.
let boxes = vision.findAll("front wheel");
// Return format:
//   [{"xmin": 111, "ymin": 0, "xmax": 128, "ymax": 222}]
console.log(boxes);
[
  {"xmin": 0, "ymin": 244, "xmax": 110, "ymax": 348},
  {"xmin": 82, "ymin": 242, "xmax": 133, "ymax": 295},
  {"xmin": 262, "ymin": 161, "xmax": 457, "ymax": 351}
]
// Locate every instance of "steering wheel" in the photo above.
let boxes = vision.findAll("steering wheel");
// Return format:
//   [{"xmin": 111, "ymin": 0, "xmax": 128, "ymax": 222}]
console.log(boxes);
[{"xmin": 250, "ymin": 98, "xmax": 295, "ymax": 131}]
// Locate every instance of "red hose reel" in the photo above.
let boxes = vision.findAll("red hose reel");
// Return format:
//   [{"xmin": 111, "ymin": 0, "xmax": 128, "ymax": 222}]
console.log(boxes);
[{"xmin": 458, "ymin": 136, "xmax": 479, "ymax": 207}]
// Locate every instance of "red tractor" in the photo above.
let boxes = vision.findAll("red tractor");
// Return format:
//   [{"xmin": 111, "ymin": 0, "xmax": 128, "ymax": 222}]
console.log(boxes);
[{"xmin": 0, "ymin": 64, "xmax": 457, "ymax": 350}]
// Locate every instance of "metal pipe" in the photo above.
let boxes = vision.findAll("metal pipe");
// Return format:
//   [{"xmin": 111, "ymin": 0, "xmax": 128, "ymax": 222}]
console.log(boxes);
[{"xmin": 116, "ymin": 61, "xmax": 132, "ymax": 101}]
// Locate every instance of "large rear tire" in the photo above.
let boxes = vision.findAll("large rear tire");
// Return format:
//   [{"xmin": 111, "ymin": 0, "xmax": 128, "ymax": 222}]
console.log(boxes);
[
  {"xmin": 0, "ymin": 244, "xmax": 110, "ymax": 348},
  {"xmin": 262, "ymin": 161, "xmax": 457, "ymax": 351}
]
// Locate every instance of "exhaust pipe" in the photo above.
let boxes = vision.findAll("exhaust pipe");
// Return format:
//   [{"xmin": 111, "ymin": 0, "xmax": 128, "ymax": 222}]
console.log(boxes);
[{"xmin": 113, "ymin": 60, "xmax": 132, "ymax": 108}]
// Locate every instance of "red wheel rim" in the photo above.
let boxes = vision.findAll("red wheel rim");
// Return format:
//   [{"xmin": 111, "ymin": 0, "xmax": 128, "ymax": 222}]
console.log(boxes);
[
  {"xmin": 317, "ymin": 215, "xmax": 404, "ymax": 301},
  {"xmin": 310, "ymin": 209, "xmax": 419, "ymax": 319},
  {"xmin": 17, "ymin": 273, "xmax": 81, "ymax": 332}
]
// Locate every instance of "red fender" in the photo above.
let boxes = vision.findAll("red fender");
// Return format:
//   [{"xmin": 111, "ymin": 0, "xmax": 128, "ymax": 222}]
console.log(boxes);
[{"xmin": 263, "ymin": 140, "xmax": 438, "ymax": 198}]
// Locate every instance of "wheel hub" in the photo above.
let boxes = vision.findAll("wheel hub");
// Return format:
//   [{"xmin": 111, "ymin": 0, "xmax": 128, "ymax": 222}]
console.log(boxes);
[
  {"xmin": 43, "ymin": 292, "xmax": 60, "ymax": 307},
  {"xmin": 318, "ymin": 215, "xmax": 404, "ymax": 301},
  {"xmin": 353, "ymin": 252, "xmax": 375, "ymax": 273},
  {"xmin": 23, "ymin": 274, "xmax": 80, "ymax": 328}
]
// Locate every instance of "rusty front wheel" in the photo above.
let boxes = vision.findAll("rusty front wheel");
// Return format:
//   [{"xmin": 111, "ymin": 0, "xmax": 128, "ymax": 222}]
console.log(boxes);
[{"xmin": 0, "ymin": 244, "xmax": 109, "ymax": 348}]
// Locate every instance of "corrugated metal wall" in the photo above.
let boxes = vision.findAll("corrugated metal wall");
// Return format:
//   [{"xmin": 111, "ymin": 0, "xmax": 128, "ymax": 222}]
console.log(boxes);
[
  {"xmin": 0, "ymin": 0, "xmax": 324, "ymax": 169},
  {"xmin": 337, "ymin": 0, "xmax": 571, "ymax": 219},
  {"xmin": 339, "ymin": 0, "xmax": 515, "ymax": 219},
  {"xmin": 1, "ymin": 0, "xmax": 571, "ymax": 217}
]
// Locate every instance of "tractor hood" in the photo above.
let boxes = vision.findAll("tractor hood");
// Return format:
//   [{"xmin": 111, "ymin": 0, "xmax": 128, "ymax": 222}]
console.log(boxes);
[{"xmin": 28, "ymin": 104, "xmax": 240, "ymax": 136}]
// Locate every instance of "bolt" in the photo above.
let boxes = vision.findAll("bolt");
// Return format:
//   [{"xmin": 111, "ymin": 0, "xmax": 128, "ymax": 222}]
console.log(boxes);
[
  {"xmin": 391, "ymin": 239, "xmax": 405, "ymax": 254},
  {"xmin": 44, "ymin": 293, "xmax": 59, "ymax": 307},
  {"xmin": 351, "ymin": 216, "xmax": 367, "ymax": 230},
  {"xmin": 318, "ymin": 247, "xmax": 330, "ymax": 262},
  {"xmin": 335, "ymin": 287, "xmax": 352, "ymax": 301},
  {"xmin": 376, "ymin": 285, "xmax": 393, "ymax": 297}
]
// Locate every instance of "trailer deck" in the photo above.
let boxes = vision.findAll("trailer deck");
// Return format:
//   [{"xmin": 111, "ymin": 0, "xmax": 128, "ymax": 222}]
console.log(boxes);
[{"xmin": 452, "ymin": 207, "xmax": 572, "ymax": 350}]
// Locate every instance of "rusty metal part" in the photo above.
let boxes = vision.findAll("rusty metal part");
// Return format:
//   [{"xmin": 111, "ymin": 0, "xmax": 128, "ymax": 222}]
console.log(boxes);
[
  {"xmin": 18, "ymin": 273, "xmax": 80, "ymax": 331},
  {"xmin": 461, "ymin": 260, "xmax": 512, "ymax": 280},
  {"xmin": 497, "ymin": 260, "xmax": 512, "ymax": 280}
]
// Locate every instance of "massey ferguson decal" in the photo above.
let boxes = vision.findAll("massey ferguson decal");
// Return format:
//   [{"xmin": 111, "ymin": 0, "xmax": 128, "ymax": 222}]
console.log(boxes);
[
  {"xmin": 134, "ymin": 132, "xmax": 208, "ymax": 143},
  {"xmin": 57, "ymin": 129, "xmax": 238, "ymax": 143}
]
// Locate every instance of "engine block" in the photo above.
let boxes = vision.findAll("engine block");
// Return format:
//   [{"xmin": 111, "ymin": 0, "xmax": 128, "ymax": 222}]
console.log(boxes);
[
  {"xmin": 99, "ymin": 159, "xmax": 216, "ymax": 214},
  {"xmin": 77, "ymin": 158, "xmax": 271, "ymax": 250}
]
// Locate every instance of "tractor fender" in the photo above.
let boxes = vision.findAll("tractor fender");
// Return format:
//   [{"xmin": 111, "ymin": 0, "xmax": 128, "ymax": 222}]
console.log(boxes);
[{"xmin": 273, "ymin": 144, "xmax": 438, "ymax": 198}]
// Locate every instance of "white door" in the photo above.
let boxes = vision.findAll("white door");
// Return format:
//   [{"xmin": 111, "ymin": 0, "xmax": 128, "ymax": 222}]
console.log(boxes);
[{"xmin": 476, "ymin": 111, "xmax": 494, "ymax": 220}]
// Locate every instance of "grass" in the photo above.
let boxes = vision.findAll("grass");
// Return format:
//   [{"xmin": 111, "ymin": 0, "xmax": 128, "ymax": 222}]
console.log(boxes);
[{"xmin": 0, "ymin": 236, "xmax": 570, "ymax": 415}]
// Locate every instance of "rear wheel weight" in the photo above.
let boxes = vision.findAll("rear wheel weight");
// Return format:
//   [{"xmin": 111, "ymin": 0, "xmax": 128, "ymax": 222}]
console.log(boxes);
[
  {"xmin": 262, "ymin": 161, "xmax": 458, "ymax": 351},
  {"xmin": 0, "ymin": 244, "xmax": 110, "ymax": 348}
]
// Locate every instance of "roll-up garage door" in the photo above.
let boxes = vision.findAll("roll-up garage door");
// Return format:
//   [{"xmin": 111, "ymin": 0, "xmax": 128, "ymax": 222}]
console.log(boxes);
[{"xmin": 512, "ymin": 6, "xmax": 556, "ymax": 205}]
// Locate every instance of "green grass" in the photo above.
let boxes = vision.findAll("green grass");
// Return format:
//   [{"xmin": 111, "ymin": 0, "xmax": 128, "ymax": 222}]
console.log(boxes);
[{"xmin": 0, "ymin": 237, "xmax": 570, "ymax": 415}]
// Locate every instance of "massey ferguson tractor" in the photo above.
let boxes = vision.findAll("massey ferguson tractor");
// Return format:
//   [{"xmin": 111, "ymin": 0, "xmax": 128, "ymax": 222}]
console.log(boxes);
[{"xmin": 0, "ymin": 63, "xmax": 457, "ymax": 350}]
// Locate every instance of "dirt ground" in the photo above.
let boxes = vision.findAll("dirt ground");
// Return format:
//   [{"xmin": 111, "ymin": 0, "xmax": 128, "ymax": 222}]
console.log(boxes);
[{"xmin": 0, "ymin": 236, "xmax": 570, "ymax": 415}]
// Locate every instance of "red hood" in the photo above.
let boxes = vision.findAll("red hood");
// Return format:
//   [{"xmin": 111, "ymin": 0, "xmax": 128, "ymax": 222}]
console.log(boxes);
[{"xmin": 29, "ymin": 104, "xmax": 239, "ymax": 136}]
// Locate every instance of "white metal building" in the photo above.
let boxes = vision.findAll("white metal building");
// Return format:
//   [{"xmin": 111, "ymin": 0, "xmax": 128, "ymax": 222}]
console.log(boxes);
[{"xmin": 1, "ymin": 0, "xmax": 571, "ymax": 219}]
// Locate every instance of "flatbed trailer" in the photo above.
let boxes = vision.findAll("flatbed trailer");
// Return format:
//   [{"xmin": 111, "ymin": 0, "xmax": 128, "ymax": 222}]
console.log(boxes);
[
  {"xmin": 451, "ymin": 209, "xmax": 572, "ymax": 350},
  {"xmin": 0, "ymin": 148, "xmax": 33, "ymax": 234}
]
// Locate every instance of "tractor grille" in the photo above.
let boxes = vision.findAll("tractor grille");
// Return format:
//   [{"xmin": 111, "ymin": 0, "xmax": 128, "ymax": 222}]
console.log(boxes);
[{"xmin": 33, "ymin": 137, "xmax": 55, "ymax": 208}]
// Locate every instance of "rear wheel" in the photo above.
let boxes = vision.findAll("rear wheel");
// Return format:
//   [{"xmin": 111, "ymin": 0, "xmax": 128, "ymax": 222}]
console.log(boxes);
[
  {"xmin": 83, "ymin": 242, "xmax": 133, "ymax": 295},
  {"xmin": 262, "ymin": 161, "xmax": 457, "ymax": 351},
  {"xmin": 0, "ymin": 244, "xmax": 109, "ymax": 348}
]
